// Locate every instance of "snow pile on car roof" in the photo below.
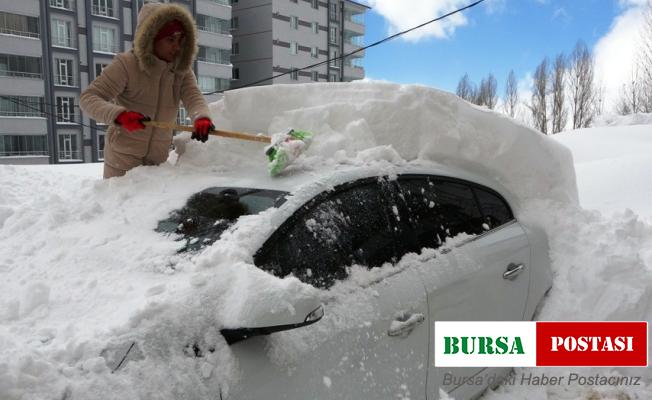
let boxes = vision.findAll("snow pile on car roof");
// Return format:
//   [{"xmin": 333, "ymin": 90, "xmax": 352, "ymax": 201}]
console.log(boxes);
[{"xmin": 198, "ymin": 82, "xmax": 578, "ymax": 209}]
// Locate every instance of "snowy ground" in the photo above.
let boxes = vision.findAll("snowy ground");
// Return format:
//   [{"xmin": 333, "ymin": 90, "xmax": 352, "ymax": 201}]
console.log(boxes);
[{"xmin": 0, "ymin": 83, "xmax": 650, "ymax": 399}]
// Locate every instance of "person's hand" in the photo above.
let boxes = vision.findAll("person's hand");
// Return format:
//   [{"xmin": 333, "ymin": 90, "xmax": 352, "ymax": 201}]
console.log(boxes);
[
  {"xmin": 115, "ymin": 111, "xmax": 148, "ymax": 132},
  {"xmin": 192, "ymin": 118, "xmax": 214, "ymax": 143}
]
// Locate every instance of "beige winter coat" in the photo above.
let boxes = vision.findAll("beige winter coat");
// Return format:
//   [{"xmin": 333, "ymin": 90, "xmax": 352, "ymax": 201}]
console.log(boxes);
[{"xmin": 80, "ymin": 3, "xmax": 210, "ymax": 178}]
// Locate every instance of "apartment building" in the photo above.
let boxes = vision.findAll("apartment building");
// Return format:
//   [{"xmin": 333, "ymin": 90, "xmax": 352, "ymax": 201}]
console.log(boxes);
[
  {"xmin": 231, "ymin": 0, "xmax": 368, "ymax": 86},
  {"xmin": 0, "ymin": 0, "xmax": 232, "ymax": 165}
]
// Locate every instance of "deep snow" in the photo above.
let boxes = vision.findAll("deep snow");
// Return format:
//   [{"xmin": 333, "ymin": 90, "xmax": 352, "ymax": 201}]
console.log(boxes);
[{"xmin": 0, "ymin": 82, "xmax": 650, "ymax": 400}]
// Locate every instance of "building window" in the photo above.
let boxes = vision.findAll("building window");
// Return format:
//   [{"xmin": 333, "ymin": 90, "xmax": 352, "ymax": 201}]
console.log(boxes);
[
  {"xmin": 0, "ymin": 96, "xmax": 44, "ymax": 117},
  {"xmin": 198, "ymin": 46, "xmax": 231, "ymax": 65},
  {"xmin": 311, "ymin": 46, "xmax": 318, "ymax": 58},
  {"xmin": 0, "ymin": 54, "xmax": 42, "ymax": 79},
  {"xmin": 329, "ymin": 26, "xmax": 337, "ymax": 44},
  {"xmin": 92, "ymin": 0, "xmax": 115, "ymax": 18},
  {"xmin": 232, "ymin": 68, "xmax": 240, "ymax": 80},
  {"xmin": 311, "ymin": 71, "xmax": 318, "ymax": 81},
  {"xmin": 56, "ymin": 96, "xmax": 75, "ymax": 123},
  {"xmin": 312, "ymin": 0, "xmax": 318, "ymax": 9},
  {"xmin": 231, "ymin": 42, "xmax": 239, "ymax": 55},
  {"xmin": 329, "ymin": 3, "xmax": 337, "ymax": 21},
  {"xmin": 58, "ymin": 133, "xmax": 80, "ymax": 161},
  {"xmin": 197, "ymin": 14, "xmax": 230, "ymax": 34},
  {"xmin": 54, "ymin": 58, "xmax": 74, "ymax": 86},
  {"xmin": 0, "ymin": 12, "xmax": 39, "ymax": 38},
  {"xmin": 290, "ymin": 41, "xmax": 298, "ymax": 55},
  {"xmin": 52, "ymin": 19, "xmax": 73, "ymax": 48},
  {"xmin": 290, "ymin": 16, "xmax": 298, "ymax": 29},
  {"xmin": 97, "ymin": 134, "xmax": 105, "ymax": 160},
  {"xmin": 290, "ymin": 68, "xmax": 298, "ymax": 80},
  {"xmin": 95, "ymin": 62, "xmax": 109, "ymax": 77},
  {"xmin": 329, "ymin": 49, "xmax": 338, "ymax": 67},
  {"xmin": 49, "ymin": 0, "xmax": 73, "ymax": 11},
  {"xmin": 231, "ymin": 17, "xmax": 239, "ymax": 30},
  {"xmin": 0, "ymin": 135, "xmax": 48, "ymax": 157},
  {"xmin": 197, "ymin": 75, "xmax": 230, "ymax": 92},
  {"xmin": 312, "ymin": 21, "xmax": 318, "ymax": 34},
  {"xmin": 92, "ymin": 26, "xmax": 117, "ymax": 53}
]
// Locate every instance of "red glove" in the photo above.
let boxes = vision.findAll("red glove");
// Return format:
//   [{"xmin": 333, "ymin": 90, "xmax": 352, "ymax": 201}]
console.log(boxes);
[
  {"xmin": 115, "ymin": 111, "xmax": 148, "ymax": 132},
  {"xmin": 192, "ymin": 118, "xmax": 214, "ymax": 143}
]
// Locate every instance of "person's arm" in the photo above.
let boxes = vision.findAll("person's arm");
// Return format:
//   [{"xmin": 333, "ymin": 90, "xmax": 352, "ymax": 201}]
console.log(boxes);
[
  {"xmin": 79, "ymin": 57, "xmax": 129, "ymax": 124},
  {"xmin": 180, "ymin": 69, "xmax": 211, "ymax": 122}
]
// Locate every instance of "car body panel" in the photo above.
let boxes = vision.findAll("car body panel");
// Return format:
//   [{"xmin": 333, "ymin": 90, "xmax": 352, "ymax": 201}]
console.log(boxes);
[
  {"xmin": 158, "ymin": 162, "xmax": 551, "ymax": 400},
  {"xmin": 227, "ymin": 267, "xmax": 429, "ymax": 399},
  {"xmin": 421, "ymin": 222, "xmax": 532, "ymax": 398}
]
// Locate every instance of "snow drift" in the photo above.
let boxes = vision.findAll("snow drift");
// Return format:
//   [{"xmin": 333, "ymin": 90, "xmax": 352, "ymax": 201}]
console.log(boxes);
[
  {"xmin": 2, "ymin": 82, "xmax": 649, "ymax": 400},
  {"xmin": 204, "ymin": 82, "xmax": 578, "ymax": 212}
]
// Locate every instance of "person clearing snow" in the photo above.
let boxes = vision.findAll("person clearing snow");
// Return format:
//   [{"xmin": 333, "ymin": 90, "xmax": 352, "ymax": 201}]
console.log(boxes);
[{"xmin": 80, "ymin": 2, "xmax": 214, "ymax": 179}]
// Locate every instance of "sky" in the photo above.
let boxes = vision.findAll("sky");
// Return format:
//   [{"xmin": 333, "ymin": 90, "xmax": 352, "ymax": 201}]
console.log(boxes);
[{"xmin": 358, "ymin": 0, "xmax": 649, "ymax": 112}]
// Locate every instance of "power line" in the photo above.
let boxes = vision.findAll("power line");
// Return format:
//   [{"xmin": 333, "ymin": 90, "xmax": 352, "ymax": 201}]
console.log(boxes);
[{"xmin": 202, "ymin": 0, "xmax": 487, "ymax": 95}]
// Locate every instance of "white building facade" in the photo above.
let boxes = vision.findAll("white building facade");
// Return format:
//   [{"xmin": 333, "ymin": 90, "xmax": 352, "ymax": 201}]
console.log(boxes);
[{"xmin": 231, "ymin": 0, "xmax": 367, "ymax": 86}]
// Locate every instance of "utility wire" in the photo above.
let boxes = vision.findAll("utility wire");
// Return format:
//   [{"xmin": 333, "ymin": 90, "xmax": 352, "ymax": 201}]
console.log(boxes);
[{"xmin": 202, "ymin": 0, "xmax": 486, "ymax": 95}]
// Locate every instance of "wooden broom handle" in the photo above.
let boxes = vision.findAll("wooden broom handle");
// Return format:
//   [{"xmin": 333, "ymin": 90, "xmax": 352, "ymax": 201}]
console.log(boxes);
[{"xmin": 143, "ymin": 120, "xmax": 271, "ymax": 144}]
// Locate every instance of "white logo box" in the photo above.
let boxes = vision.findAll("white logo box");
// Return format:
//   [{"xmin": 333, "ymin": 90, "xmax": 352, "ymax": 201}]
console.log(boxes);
[{"xmin": 434, "ymin": 321, "xmax": 537, "ymax": 367}]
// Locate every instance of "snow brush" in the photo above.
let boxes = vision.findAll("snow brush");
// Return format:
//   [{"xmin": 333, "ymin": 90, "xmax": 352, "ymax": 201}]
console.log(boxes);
[{"xmin": 143, "ymin": 120, "xmax": 312, "ymax": 176}]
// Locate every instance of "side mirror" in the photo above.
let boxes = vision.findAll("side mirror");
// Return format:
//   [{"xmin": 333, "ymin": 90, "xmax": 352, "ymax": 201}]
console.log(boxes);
[{"xmin": 221, "ymin": 303, "xmax": 324, "ymax": 345}]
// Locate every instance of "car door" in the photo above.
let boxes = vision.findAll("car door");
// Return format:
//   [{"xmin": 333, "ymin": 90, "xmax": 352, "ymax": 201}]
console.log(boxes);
[
  {"xmin": 246, "ymin": 178, "xmax": 429, "ymax": 399},
  {"xmin": 390, "ymin": 176, "xmax": 531, "ymax": 399}
]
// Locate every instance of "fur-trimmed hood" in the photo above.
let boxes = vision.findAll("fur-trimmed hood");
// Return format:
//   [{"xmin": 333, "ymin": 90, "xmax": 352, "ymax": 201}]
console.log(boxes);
[{"xmin": 134, "ymin": 3, "xmax": 197, "ymax": 73}]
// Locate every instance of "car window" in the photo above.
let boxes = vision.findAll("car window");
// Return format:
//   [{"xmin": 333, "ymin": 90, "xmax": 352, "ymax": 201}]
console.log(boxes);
[
  {"xmin": 157, "ymin": 187, "xmax": 288, "ymax": 252},
  {"xmin": 473, "ymin": 187, "xmax": 514, "ymax": 229},
  {"xmin": 254, "ymin": 179, "xmax": 399, "ymax": 288},
  {"xmin": 391, "ymin": 176, "xmax": 485, "ymax": 252}
]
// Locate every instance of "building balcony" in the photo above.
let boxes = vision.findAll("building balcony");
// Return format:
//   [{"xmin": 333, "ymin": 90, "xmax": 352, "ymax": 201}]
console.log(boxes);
[
  {"xmin": 0, "ymin": 111, "xmax": 45, "ymax": 118},
  {"xmin": 0, "ymin": 149, "xmax": 49, "ymax": 157},
  {"xmin": 53, "ymin": 74, "xmax": 78, "ymax": 87},
  {"xmin": 49, "ymin": 0, "xmax": 76, "ymax": 12},
  {"xmin": 343, "ymin": 41, "xmax": 364, "ymax": 58},
  {"xmin": 0, "ymin": 70, "xmax": 42, "ymax": 79},
  {"xmin": 92, "ymin": 43, "xmax": 120, "ymax": 54},
  {"xmin": 343, "ymin": 17, "xmax": 365, "ymax": 35},
  {"xmin": 198, "ymin": 31, "xmax": 232, "ymax": 50},
  {"xmin": 0, "ymin": 115, "xmax": 47, "ymax": 133},
  {"xmin": 197, "ymin": 61, "xmax": 232, "ymax": 80},
  {"xmin": 207, "ymin": 0, "xmax": 231, "ymax": 6},
  {"xmin": 58, "ymin": 150, "xmax": 83, "ymax": 161},
  {"xmin": 56, "ymin": 114, "xmax": 78, "ymax": 124},
  {"xmin": 0, "ymin": 27, "xmax": 39, "ymax": 39},
  {"xmin": 52, "ymin": 36, "xmax": 77, "ymax": 49},
  {"xmin": 343, "ymin": 64, "xmax": 364, "ymax": 81},
  {"xmin": 91, "ymin": 5, "xmax": 116, "ymax": 18}
]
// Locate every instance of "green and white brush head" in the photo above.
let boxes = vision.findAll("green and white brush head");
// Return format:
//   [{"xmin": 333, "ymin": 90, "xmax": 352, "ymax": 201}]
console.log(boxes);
[{"xmin": 265, "ymin": 129, "xmax": 314, "ymax": 176}]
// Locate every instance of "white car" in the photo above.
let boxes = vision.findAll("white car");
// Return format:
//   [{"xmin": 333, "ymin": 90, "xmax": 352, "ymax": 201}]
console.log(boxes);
[{"xmin": 155, "ymin": 161, "xmax": 553, "ymax": 400}]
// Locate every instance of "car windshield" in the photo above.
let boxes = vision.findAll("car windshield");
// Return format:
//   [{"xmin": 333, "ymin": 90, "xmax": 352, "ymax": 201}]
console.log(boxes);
[{"xmin": 157, "ymin": 187, "xmax": 288, "ymax": 252}]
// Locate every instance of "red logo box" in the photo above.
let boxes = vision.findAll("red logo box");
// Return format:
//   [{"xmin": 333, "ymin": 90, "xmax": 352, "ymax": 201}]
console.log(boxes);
[{"xmin": 536, "ymin": 322, "xmax": 648, "ymax": 367}]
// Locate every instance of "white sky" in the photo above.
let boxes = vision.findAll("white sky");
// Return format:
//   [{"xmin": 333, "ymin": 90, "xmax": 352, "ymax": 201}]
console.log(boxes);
[{"xmin": 594, "ymin": 1, "xmax": 648, "ymax": 111}]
